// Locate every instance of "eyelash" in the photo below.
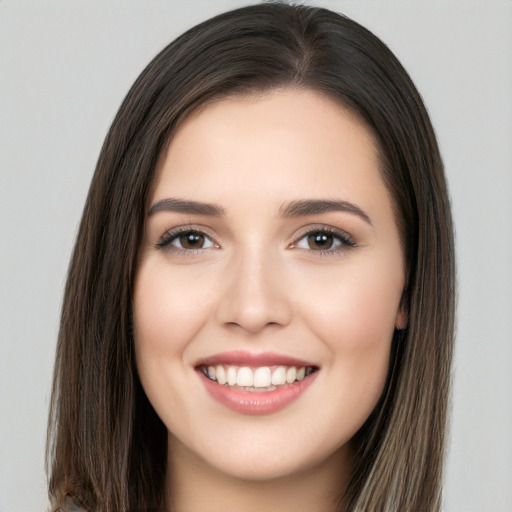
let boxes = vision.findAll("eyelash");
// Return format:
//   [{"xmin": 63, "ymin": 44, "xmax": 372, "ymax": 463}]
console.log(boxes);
[
  {"xmin": 156, "ymin": 225, "xmax": 356, "ymax": 255},
  {"xmin": 156, "ymin": 225, "xmax": 218, "ymax": 254},
  {"xmin": 291, "ymin": 226, "xmax": 356, "ymax": 255}
]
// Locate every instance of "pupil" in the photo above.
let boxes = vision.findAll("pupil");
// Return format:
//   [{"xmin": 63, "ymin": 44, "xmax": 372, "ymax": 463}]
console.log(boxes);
[
  {"xmin": 308, "ymin": 232, "xmax": 333, "ymax": 250},
  {"xmin": 180, "ymin": 232, "xmax": 204, "ymax": 249}
]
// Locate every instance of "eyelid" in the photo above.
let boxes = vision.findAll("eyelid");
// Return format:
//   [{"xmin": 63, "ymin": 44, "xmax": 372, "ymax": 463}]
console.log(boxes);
[
  {"xmin": 154, "ymin": 223, "xmax": 355, "ymax": 255},
  {"xmin": 289, "ymin": 224, "xmax": 356, "ymax": 252},
  {"xmin": 156, "ymin": 224, "xmax": 220, "ymax": 251}
]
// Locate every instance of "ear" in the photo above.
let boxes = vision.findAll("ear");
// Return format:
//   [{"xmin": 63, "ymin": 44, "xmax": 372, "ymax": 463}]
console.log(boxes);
[{"xmin": 395, "ymin": 290, "xmax": 408, "ymax": 330}]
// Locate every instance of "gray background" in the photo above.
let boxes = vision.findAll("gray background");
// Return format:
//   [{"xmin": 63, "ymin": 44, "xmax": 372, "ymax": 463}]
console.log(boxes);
[{"xmin": 1, "ymin": 1, "xmax": 511, "ymax": 511}]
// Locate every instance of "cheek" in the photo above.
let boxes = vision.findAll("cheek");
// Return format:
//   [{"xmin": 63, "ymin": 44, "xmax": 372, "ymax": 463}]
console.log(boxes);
[
  {"xmin": 133, "ymin": 260, "xmax": 214, "ymax": 359},
  {"xmin": 132, "ymin": 264, "xmax": 197, "ymax": 424},
  {"xmin": 297, "ymin": 260, "xmax": 402, "ymax": 413},
  {"xmin": 132, "ymin": 260, "xmax": 217, "ymax": 431},
  {"xmin": 304, "ymin": 269, "xmax": 400, "ymax": 347}
]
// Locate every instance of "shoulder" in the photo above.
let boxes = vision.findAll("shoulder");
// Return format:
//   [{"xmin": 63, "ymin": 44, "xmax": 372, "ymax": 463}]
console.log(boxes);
[{"xmin": 55, "ymin": 495, "xmax": 88, "ymax": 512}]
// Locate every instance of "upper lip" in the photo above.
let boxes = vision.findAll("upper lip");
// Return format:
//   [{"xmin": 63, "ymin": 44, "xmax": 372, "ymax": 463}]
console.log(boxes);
[{"xmin": 195, "ymin": 350, "xmax": 317, "ymax": 368}]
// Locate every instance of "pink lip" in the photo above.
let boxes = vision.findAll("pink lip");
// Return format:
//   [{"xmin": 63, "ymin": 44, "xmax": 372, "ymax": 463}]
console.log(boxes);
[
  {"xmin": 196, "ymin": 350, "xmax": 315, "ymax": 368},
  {"xmin": 195, "ymin": 351, "xmax": 319, "ymax": 415}
]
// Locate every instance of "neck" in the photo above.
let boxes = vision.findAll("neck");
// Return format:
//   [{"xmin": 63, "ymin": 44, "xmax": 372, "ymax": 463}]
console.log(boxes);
[{"xmin": 165, "ymin": 436, "xmax": 352, "ymax": 512}]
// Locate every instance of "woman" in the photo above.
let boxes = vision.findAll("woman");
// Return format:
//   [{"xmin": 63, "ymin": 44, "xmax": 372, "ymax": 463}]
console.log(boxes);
[{"xmin": 47, "ymin": 3, "xmax": 455, "ymax": 511}]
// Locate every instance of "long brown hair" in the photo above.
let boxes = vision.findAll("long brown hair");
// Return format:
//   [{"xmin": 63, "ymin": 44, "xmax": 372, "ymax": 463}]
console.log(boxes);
[{"xmin": 47, "ymin": 3, "xmax": 455, "ymax": 511}]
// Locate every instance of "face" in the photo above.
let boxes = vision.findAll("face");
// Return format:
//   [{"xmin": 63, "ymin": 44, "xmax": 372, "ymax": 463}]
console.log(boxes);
[{"xmin": 133, "ymin": 89, "xmax": 406, "ymax": 482}]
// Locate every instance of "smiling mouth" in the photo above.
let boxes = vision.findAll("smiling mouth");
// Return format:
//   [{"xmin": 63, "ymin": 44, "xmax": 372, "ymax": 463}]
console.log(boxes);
[{"xmin": 198, "ymin": 364, "xmax": 318, "ymax": 392}]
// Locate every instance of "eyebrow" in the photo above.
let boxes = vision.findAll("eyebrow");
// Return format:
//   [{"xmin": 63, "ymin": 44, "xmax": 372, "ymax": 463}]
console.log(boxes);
[
  {"xmin": 149, "ymin": 198, "xmax": 225, "ymax": 216},
  {"xmin": 149, "ymin": 197, "xmax": 371, "ymax": 225},
  {"xmin": 280, "ymin": 199, "xmax": 372, "ymax": 225}
]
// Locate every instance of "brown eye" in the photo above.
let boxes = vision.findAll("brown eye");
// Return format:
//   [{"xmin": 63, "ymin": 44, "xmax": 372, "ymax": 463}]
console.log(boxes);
[
  {"xmin": 178, "ymin": 232, "xmax": 206, "ymax": 249},
  {"xmin": 157, "ymin": 229, "xmax": 216, "ymax": 251},
  {"xmin": 307, "ymin": 232, "xmax": 334, "ymax": 250},
  {"xmin": 294, "ymin": 228, "xmax": 355, "ymax": 253}
]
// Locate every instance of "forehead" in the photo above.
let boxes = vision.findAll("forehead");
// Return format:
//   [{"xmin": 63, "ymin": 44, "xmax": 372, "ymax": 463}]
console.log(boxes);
[{"xmin": 152, "ymin": 89, "xmax": 385, "ymax": 204}]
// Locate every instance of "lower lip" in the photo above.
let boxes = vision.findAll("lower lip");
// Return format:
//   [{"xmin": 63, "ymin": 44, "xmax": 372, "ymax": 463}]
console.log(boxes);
[{"xmin": 198, "ymin": 370, "xmax": 318, "ymax": 415}]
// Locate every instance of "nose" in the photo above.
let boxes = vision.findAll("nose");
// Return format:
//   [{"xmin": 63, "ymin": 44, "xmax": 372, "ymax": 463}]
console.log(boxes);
[{"xmin": 215, "ymin": 248, "xmax": 293, "ymax": 334}]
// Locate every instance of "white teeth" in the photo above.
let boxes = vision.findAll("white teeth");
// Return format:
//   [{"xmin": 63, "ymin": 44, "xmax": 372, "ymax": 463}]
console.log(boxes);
[
  {"xmin": 202, "ymin": 364, "xmax": 314, "ymax": 389},
  {"xmin": 216, "ymin": 364, "xmax": 227, "ymax": 385},
  {"xmin": 286, "ymin": 367, "xmax": 297, "ymax": 383},
  {"xmin": 227, "ymin": 366, "xmax": 237, "ymax": 386},
  {"xmin": 236, "ymin": 367, "xmax": 253, "ymax": 387},
  {"xmin": 271, "ymin": 366, "xmax": 287, "ymax": 385},
  {"xmin": 253, "ymin": 367, "xmax": 272, "ymax": 388}
]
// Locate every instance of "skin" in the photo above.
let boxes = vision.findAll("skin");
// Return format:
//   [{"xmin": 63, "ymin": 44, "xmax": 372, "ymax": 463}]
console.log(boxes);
[{"xmin": 133, "ymin": 89, "xmax": 406, "ymax": 512}]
